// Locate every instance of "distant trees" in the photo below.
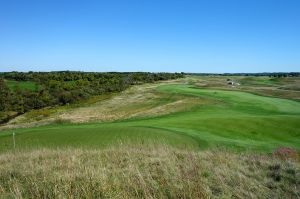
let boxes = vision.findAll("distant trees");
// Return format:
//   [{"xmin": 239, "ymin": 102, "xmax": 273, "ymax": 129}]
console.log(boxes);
[
  {"xmin": 0, "ymin": 72, "xmax": 184, "ymax": 123},
  {"xmin": 0, "ymin": 79, "xmax": 11, "ymax": 112},
  {"xmin": 186, "ymin": 72, "xmax": 300, "ymax": 77}
]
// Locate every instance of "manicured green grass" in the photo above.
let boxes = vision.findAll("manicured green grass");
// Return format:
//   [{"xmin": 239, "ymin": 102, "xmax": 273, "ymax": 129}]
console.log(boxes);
[
  {"xmin": 5, "ymin": 80, "xmax": 37, "ymax": 91},
  {"xmin": 1, "ymin": 84, "xmax": 299, "ymax": 152},
  {"xmin": 0, "ymin": 124, "xmax": 199, "ymax": 151}
]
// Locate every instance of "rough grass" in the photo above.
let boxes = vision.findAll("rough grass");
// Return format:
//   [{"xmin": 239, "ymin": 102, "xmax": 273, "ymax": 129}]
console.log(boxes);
[
  {"xmin": 191, "ymin": 76, "xmax": 300, "ymax": 101},
  {"xmin": 3, "ymin": 83, "xmax": 206, "ymax": 129},
  {"xmin": 0, "ymin": 145, "xmax": 299, "ymax": 199}
]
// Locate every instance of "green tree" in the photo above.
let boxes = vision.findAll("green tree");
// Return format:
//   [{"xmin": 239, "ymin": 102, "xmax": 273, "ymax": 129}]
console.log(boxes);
[{"xmin": 0, "ymin": 79, "xmax": 11, "ymax": 111}]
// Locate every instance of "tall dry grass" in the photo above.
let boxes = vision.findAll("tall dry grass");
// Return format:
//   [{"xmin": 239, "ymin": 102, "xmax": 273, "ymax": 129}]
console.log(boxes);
[{"xmin": 0, "ymin": 145, "xmax": 299, "ymax": 199}]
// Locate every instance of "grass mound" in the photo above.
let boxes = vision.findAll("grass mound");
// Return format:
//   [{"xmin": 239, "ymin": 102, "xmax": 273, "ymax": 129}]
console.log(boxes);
[{"xmin": 0, "ymin": 145, "xmax": 299, "ymax": 198}]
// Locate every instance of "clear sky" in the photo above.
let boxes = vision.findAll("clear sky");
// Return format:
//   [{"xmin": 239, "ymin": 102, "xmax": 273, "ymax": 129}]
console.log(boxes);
[{"xmin": 0, "ymin": 0, "xmax": 299, "ymax": 73}]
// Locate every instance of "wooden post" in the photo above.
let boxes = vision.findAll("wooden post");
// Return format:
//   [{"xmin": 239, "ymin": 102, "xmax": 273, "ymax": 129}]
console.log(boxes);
[{"xmin": 13, "ymin": 132, "xmax": 15, "ymax": 149}]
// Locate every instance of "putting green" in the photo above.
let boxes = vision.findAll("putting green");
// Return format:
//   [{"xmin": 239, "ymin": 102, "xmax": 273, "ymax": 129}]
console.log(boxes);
[{"xmin": 1, "ymin": 84, "xmax": 299, "ymax": 152}]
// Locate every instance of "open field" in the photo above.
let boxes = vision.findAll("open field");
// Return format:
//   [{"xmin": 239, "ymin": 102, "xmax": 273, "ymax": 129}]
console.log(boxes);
[
  {"xmin": 1, "ymin": 77, "xmax": 300, "ymax": 152},
  {"xmin": 0, "ymin": 76, "xmax": 299, "ymax": 198},
  {"xmin": 4, "ymin": 75, "xmax": 300, "ymax": 127},
  {"xmin": 1, "ymin": 0, "xmax": 299, "ymax": 197}
]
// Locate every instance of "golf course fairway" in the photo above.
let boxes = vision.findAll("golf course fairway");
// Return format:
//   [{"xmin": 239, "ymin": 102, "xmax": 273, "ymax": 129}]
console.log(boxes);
[{"xmin": 1, "ymin": 84, "xmax": 299, "ymax": 152}]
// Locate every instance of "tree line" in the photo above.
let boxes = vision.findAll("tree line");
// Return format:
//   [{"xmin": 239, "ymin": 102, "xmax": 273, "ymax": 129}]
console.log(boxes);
[{"xmin": 0, "ymin": 71, "xmax": 184, "ymax": 123}]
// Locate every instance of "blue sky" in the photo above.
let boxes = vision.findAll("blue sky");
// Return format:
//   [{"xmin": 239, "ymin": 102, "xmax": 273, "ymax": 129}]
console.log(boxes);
[{"xmin": 0, "ymin": 0, "xmax": 299, "ymax": 72}]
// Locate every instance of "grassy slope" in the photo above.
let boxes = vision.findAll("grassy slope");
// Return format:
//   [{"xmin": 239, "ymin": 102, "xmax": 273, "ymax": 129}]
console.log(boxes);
[
  {"xmin": 1, "ymin": 145, "xmax": 299, "ymax": 198},
  {"xmin": 1, "ymin": 83, "xmax": 299, "ymax": 152},
  {"xmin": 1, "ymin": 78, "xmax": 300, "ymax": 198}
]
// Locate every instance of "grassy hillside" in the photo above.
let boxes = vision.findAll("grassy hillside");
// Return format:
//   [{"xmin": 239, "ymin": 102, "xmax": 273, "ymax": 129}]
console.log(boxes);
[
  {"xmin": 0, "ymin": 76, "xmax": 300, "ymax": 198},
  {"xmin": 1, "ymin": 82, "xmax": 299, "ymax": 152},
  {"xmin": 0, "ymin": 145, "xmax": 299, "ymax": 198}
]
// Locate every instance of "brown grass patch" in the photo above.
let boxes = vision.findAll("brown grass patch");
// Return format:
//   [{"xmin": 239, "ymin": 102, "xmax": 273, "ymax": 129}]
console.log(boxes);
[{"xmin": 0, "ymin": 145, "xmax": 299, "ymax": 198}]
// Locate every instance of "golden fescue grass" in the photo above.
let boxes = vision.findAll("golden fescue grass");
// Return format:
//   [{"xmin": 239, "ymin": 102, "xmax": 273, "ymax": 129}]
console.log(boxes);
[
  {"xmin": 0, "ymin": 144, "xmax": 299, "ymax": 199},
  {"xmin": 1, "ymin": 81, "xmax": 208, "ymax": 130},
  {"xmin": 55, "ymin": 83, "xmax": 209, "ymax": 123}
]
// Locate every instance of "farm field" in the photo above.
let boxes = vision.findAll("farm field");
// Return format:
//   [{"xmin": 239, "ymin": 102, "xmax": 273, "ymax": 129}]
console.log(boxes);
[{"xmin": 0, "ymin": 76, "xmax": 299, "ymax": 198}]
